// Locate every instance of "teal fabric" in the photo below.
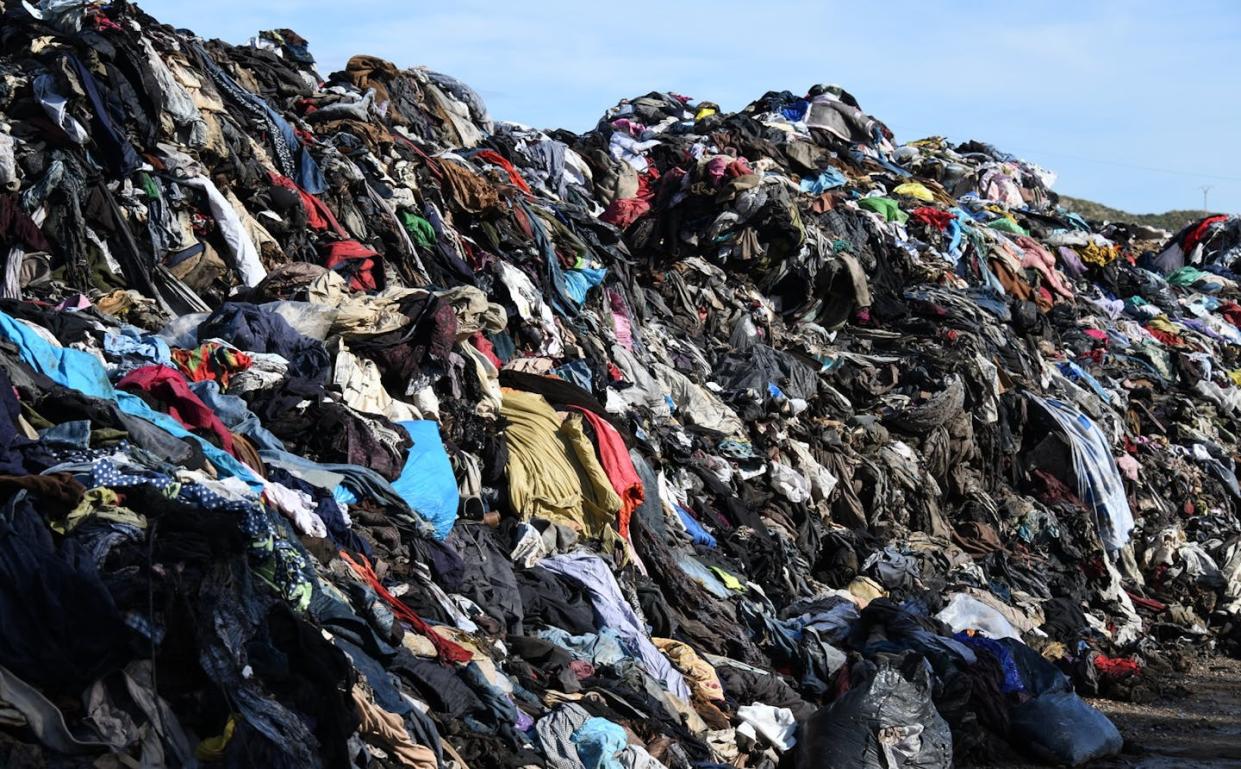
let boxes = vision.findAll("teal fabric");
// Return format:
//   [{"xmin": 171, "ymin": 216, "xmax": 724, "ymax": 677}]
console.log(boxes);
[
  {"xmin": 393, "ymin": 420, "xmax": 459, "ymax": 539},
  {"xmin": 571, "ymin": 718, "xmax": 627, "ymax": 769},
  {"xmin": 0, "ymin": 310, "xmax": 260, "ymax": 487}
]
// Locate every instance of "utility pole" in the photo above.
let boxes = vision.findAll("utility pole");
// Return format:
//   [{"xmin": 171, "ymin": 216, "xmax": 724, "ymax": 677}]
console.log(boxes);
[{"xmin": 1200, "ymin": 185, "xmax": 1213, "ymax": 212}]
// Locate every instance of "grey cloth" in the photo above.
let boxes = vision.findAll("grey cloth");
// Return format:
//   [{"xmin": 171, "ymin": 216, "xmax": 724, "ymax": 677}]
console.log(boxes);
[
  {"xmin": 536, "ymin": 703, "xmax": 592, "ymax": 769},
  {"xmin": 0, "ymin": 664, "xmax": 108, "ymax": 754},
  {"xmin": 32, "ymin": 73, "xmax": 89, "ymax": 144},
  {"xmin": 0, "ymin": 133, "xmax": 18, "ymax": 191},
  {"xmin": 425, "ymin": 70, "xmax": 493, "ymax": 132},
  {"xmin": 541, "ymin": 552, "xmax": 691, "ymax": 699},
  {"xmin": 532, "ymin": 139, "xmax": 569, "ymax": 197}
]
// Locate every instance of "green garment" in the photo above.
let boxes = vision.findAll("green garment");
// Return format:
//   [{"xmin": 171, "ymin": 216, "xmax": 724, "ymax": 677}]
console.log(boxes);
[
  {"xmin": 399, "ymin": 211, "xmax": 436, "ymax": 248},
  {"xmin": 986, "ymin": 217, "xmax": 1028, "ymax": 236},
  {"xmin": 857, "ymin": 196, "xmax": 909, "ymax": 224}
]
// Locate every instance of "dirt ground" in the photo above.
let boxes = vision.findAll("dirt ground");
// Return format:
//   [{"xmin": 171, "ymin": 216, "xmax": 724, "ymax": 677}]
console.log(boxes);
[
  {"xmin": 1089, "ymin": 654, "xmax": 1241, "ymax": 769},
  {"xmin": 967, "ymin": 655, "xmax": 1241, "ymax": 769}
]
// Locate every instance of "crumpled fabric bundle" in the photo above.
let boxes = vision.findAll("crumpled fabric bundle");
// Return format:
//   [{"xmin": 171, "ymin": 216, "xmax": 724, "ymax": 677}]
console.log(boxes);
[{"xmin": 0, "ymin": 3, "xmax": 1240, "ymax": 769}]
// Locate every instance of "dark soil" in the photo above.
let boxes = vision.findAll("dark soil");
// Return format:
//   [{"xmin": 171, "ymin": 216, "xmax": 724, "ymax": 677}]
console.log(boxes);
[{"xmin": 1091, "ymin": 655, "xmax": 1241, "ymax": 769}]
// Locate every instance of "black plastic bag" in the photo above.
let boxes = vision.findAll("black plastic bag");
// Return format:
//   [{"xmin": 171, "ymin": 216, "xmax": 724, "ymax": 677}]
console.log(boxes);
[
  {"xmin": 1010, "ymin": 690, "xmax": 1122, "ymax": 766},
  {"xmin": 797, "ymin": 659, "xmax": 952, "ymax": 769}
]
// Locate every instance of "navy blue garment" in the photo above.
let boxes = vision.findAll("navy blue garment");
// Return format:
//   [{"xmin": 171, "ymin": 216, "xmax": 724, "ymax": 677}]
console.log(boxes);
[
  {"xmin": 66, "ymin": 55, "xmax": 142, "ymax": 178},
  {"xmin": 0, "ymin": 368, "xmax": 29, "ymax": 475},
  {"xmin": 0, "ymin": 491, "xmax": 128, "ymax": 694},
  {"xmin": 197, "ymin": 303, "xmax": 330, "ymax": 383}
]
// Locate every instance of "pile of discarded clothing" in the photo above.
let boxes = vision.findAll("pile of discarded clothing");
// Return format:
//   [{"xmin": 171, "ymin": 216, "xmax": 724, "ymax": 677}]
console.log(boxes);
[{"xmin": 0, "ymin": 2, "xmax": 1239, "ymax": 768}]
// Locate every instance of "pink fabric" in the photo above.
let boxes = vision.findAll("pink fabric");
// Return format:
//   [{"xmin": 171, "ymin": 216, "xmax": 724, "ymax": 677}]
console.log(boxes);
[{"xmin": 1015, "ymin": 235, "xmax": 1074, "ymax": 300}]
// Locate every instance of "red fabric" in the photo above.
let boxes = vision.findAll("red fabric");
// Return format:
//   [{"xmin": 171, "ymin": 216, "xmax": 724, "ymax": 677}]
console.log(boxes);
[
  {"xmin": 269, "ymin": 172, "xmax": 347, "ymax": 237},
  {"xmin": 321, "ymin": 240, "xmax": 380, "ymax": 291},
  {"xmin": 474, "ymin": 149, "xmax": 532, "ymax": 195},
  {"xmin": 1125, "ymin": 591, "xmax": 1167, "ymax": 613},
  {"xmin": 1082, "ymin": 328, "xmax": 1109, "ymax": 344},
  {"xmin": 118, "ymin": 365, "xmax": 235, "ymax": 456},
  {"xmin": 600, "ymin": 198, "xmax": 650, "ymax": 229},
  {"xmin": 911, "ymin": 207, "xmax": 956, "ymax": 231},
  {"xmin": 569, "ymin": 406, "xmax": 643, "ymax": 539},
  {"xmin": 634, "ymin": 167, "xmax": 660, "ymax": 201},
  {"xmin": 1184, "ymin": 214, "xmax": 1228, "ymax": 255},
  {"xmin": 340, "ymin": 551, "xmax": 473, "ymax": 664},
  {"xmin": 471, "ymin": 333, "xmax": 502, "ymax": 368},
  {"xmin": 1218, "ymin": 300, "xmax": 1241, "ymax": 328},
  {"xmin": 1094, "ymin": 655, "xmax": 1141, "ymax": 679},
  {"xmin": 1146, "ymin": 327, "xmax": 1184, "ymax": 347}
]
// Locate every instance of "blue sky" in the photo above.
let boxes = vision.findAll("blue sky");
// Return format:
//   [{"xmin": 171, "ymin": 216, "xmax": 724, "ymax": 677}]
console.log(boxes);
[{"xmin": 140, "ymin": 0, "xmax": 1241, "ymax": 215}]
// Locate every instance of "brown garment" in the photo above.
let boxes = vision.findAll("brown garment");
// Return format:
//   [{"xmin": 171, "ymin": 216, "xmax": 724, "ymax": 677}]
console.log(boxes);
[
  {"xmin": 251, "ymin": 262, "xmax": 329, "ymax": 302},
  {"xmin": 312, "ymin": 118, "xmax": 393, "ymax": 153},
  {"xmin": 438, "ymin": 161, "xmax": 501, "ymax": 213},
  {"xmin": 0, "ymin": 473, "xmax": 85, "ymax": 514},
  {"xmin": 229, "ymin": 432, "xmax": 265, "ymax": 478},
  {"xmin": 351, "ymin": 685, "xmax": 437, "ymax": 769},
  {"xmin": 952, "ymin": 521, "xmax": 1005, "ymax": 556},
  {"xmin": 344, "ymin": 56, "xmax": 399, "ymax": 107}
]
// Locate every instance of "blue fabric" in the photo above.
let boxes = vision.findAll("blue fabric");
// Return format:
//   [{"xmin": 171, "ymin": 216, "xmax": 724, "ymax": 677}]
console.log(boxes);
[
  {"xmin": 537, "ymin": 627, "xmax": 628, "ymax": 666},
  {"xmin": 562, "ymin": 266, "xmax": 607, "ymax": 305},
  {"xmin": 780, "ymin": 98, "xmax": 810, "ymax": 122},
  {"xmin": 571, "ymin": 718, "xmax": 627, "ymax": 769},
  {"xmin": 189, "ymin": 380, "xmax": 287, "ymax": 452},
  {"xmin": 799, "ymin": 167, "xmax": 846, "ymax": 195},
  {"xmin": 954, "ymin": 632, "xmax": 1025, "ymax": 693},
  {"xmin": 1057, "ymin": 361, "xmax": 1113, "ymax": 404},
  {"xmin": 0, "ymin": 311, "xmax": 260, "ymax": 488},
  {"xmin": 38, "ymin": 420, "xmax": 91, "ymax": 450},
  {"xmin": 104, "ymin": 327, "xmax": 171, "ymax": 377},
  {"xmin": 675, "ymin": 505, "xmax": 717, "ymax": 548},
  {"xmin": 392, "ymin": 420, "xmax": 459, "ymax": 539},
  {"xmin": 554, "ymin": 359, "xmax": 594, "ymax": 391}
]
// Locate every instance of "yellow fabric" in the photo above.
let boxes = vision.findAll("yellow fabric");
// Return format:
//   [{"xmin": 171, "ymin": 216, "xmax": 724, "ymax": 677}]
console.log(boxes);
[
  {"xmin": 502, "ymin": 389, "xmax": 583, "ymax": 524},
  {"xmin": 1146, "ymin": 316, "xmax": 1178, "ymax": 334},
  {"xmin": 196, "ymin": 715, "xmax": 238, "ymax": 761},
  {"xmin": 500, "ymin": 390, "xmax": 621, "ymax": 542},
  {"xmin": 1078, "ymin": 241, "xmax": 1119, "ymax": 266},
  {"xmin": 848, "ymin": 576, "xmax": 887, "ymax": 607},
  {"xmin": 1228, "ymin": 370, "xmax": 1241, "ymax": 387},
  {"xmin": 53, "ymin": 487, "xmax": 146, "ymax": 534},
  {"xmin": 695, "ymin": 106, "xmax": 717, "ymax": 121},
  {"xmin": 892, "ymin": 181, "xmax": 934, "ymax": 202},
  {"xmin": 709, "ymin": 566, "xmax": 745, "ymax": 591},
  {"xmin": 653, "ymin": 638, "xmax": 725, "ymax": 702},
  {"xmin": 561, "ymin": 412, "xmax": 623, "ymax": 529}
]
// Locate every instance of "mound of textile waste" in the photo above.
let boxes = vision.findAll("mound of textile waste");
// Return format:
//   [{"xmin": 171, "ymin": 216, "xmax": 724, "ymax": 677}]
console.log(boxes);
[{"xmin": 0, "ymin": 2, "xmax": 1240, "ymax": 768}]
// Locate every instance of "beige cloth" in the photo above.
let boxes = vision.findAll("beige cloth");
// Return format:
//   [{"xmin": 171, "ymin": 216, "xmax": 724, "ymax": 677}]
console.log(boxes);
[
  {"xmin": 307, "ymin": 271, "xmax": 424, "ymax": 337},
  {"xmin": 351, "ymin": 686, "xmax": 437, "ymax": 769},
  {"xmin": 437, "ymin": 285, "xmax": 507, "ymax": 338},
  {"xmin": 332, "ymin": 341, "xmax": 422, "ymax": 422},
  {"xmin": 652, "ymin": 638, "xmax": 724, "ymax": 702}
]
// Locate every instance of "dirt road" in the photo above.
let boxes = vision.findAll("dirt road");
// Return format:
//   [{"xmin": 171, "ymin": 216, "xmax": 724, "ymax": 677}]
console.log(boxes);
[{"xmin": 1091, "ymin": 655, "xmax": 1241, "ymax": 769}]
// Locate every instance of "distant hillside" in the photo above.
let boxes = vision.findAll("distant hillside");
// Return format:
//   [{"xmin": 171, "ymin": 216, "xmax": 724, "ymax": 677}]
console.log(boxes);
[{"xmin": 1057, "ymin": 195, "xmax": 1203, "ymax": 233}]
